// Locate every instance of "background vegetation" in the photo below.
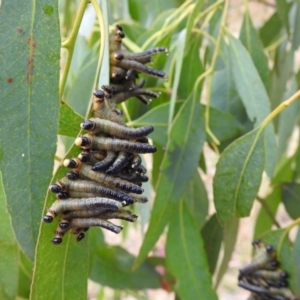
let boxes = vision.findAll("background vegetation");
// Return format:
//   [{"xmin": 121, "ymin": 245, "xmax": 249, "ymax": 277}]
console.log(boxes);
[{"xmin": 1, "ymin": 0, "xmax": 300, "ymax": 299}]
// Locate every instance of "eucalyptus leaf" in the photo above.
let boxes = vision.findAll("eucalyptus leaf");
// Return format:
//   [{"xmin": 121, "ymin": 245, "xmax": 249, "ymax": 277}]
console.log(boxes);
[
  {"xmin": 0, "ymin": 0, "xmax": 60, "ymax": 260},
  {"xmin": 166, "ymin": 199, "xmax": 218, "ymax": 300},
  {"xmin": 201, "ymin": 214, "xmax": 223, "ymax": 274},
  {"xmin": 90, "ymin": 245, "xmax": 161, "ymax": 290},
  {"xmin": 134, "ymin": 87, "xmax": 206, "ymax": 269},
  {"xmin": 0, "ymin": 172, "xmax": 19, "ymax": 300},
  {"xmin": 228, "ymin": 34, "xmax": 276, "ymax": 176},
  {"xmin": 214, "ymin": 128, "xmax": 265, "ymax": 223}
]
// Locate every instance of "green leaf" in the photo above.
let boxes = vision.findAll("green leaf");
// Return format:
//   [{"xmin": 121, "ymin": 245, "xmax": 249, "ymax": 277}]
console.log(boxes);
[
  {"xmin": 240, "ymin": 11, "xmax": 270, "ymax": 90},
  {"xmin": 134, "ymin": 88, "xmax": 206, "ymax": 269},
  {"xmin": 31, "ymin": 144, "xmax": 88, "ymax": 300},
  {"xmin": 215, "ymin": 218, "xmax": 239, "ymax": 288},
  {"xmin": 213, "ymin": 128, "xmax": 265, "ymax": 223},
  {"xmin": 184, "ymin": 171, "xmax": 209, "ymax": 230},
  {"xmin": 0, "ymin": 172, "xmax": 19, "ymax": 300},
  {"xmin": 254, "ymin": 186, "xmax": 281, "ymax": 238},
  {"xmin": 18, "ymin": 250, "xmax": 33, "ymax": 299},
  {"xmin": 281, "ymin": 183, "xmax": 300, "ymax": 220},
  {"xmin": 261, "ymin": 229, "xmax": 299, "ymax": 294},
  {"xmin": 90, "ymin": 245, "xmax": 161, "ymax": 290},
  {"xmin": 59, "ymin": 101, "xmax": 84, "ymax": 138},
  {"xmin": 201, "ymin": 214, "xmax": 223, "ymax": 274},
  {"xmin": 208, "ymin": 106, "xmax": 245, "ymax": 143},
  {"xmin": 275, "ymin": 0, "xmax": 291, "ymax": 33},
  {"xmin": 65, "ymin": 45, "xmax": 98, "ymax": 117},
  {"xmin": 277, "ymin": 76, "xmax": 299, "ymax": 161},
  {"xmin": 259, "ymin": 12, "xmax": 282, "ymax": 47},
  {"xmin": 166, "ymin": 199, "xmax": 218, "ymax": 300},
  {"xmin": 0, "ymin": 0, "xmax": 60, "ymax": 260},
  {"xmin": 290, "ymin": 1, "xmax": 300, "ymax": 50},
  {"xmin": 292, "ymin": 228, "xmax": 300, "ymax": 294},
  {"xmin": 228, "ymin": 34, "xmax": 276, "ymax": 176}
]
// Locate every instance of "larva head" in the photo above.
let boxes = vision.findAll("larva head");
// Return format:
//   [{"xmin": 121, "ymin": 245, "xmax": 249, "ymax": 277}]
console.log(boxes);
[
  {"xmin": 63, "ymin": 158, "xmax": 80, "ymax": 169},
  {"xmin": 43, "ymin": 215, "xmax": 54, "ymax": 223},
  {"xmin": 93, "ymin": 89, "xmax": 105, "ymax": 100},
  {"xmin": 52, "ymin": 238, "xmax": 62, "ymax": 245},
  {"xmin": 78, "ymin": 152, "xmax": 90, "ymax": 163},
  {"xmin": 81, "ymin": 120, "xmax": 96, "ymax": 131},
  {"xmin": 114, "ymin": 52, "xmax": 124, "ymax": 61},
  {"xmin": 77, "ymin": 233, "xmax": 85, "ymax": 242},
  {"xmin": 66, "ymin": 171, "xmax": 78, "ymax": 180},
  {"xmin": 59, "ymin": 221, "xmax": 70, "ymax": 230},
  {"xmin": 75, "ymin": 136, "xmax": 91, "ymax": 148},
  {"xmin": 49, "ymin": 183, "xmax": 62, "ymax": 193},
  {"xmin": 57, "ymin": 192, "xmax": 69, "ymax": 199}
]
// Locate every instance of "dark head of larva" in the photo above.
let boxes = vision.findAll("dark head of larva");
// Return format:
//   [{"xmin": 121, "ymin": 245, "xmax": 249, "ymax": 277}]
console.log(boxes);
[
  {"xmin": 93, "ymin": 89, "xmax": 105, "ymax": 99},
  {"xmin": 52, "ymin": 238, "xmax": 62, "ymax": 245},
  {"xmin": 77, "ymin": 233, "xmax": 85, "ymax": 242},
  {"xmin": 57, "ymin": 192, "xmax": 69, "ymax": 199},
  {"xmin": 63, "ymin": 158, "xmax": 78, "ymax": 169},
  {"xmin": 265, "ymin": 245, "xmax": 274, "ymax": 253},
  {"xmin": 50, "ymin": 184, "xmax": 61, "ymax": 193},
  {"xmin": 81, "ymin": 120, "xmax": 95, "ymax": 131},
  {"xmin": 59, "ymin": 222, "xmax": 69, "ymax": 230},
  {"xmin": 43, "ymin": 215, "xmax": 53, "ymax": 223},
  {"xmin": 67, "ymin": 171, "xmax": 78, "ymax": 180}
]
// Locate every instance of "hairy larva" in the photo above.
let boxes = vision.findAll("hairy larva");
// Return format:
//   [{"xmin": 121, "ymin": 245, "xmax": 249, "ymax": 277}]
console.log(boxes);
[
  {"xmin": 43, "ymin": 197, "xmax": 124, "ymax": 223},
  {"xmin": 64, "ymin": 158, "xmax": 143, "ymax": 194},
  {"xmin": 75, "ymin": 135, "xmax": 157, "ymax": 154},
  {"xmin": 80, "ymin": 117, "xmax": 154, "ymax": 139}
]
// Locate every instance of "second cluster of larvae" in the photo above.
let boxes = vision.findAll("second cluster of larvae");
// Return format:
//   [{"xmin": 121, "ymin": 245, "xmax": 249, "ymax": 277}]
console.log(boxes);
[
  {"xmin": 238, "ymin": 240, "xmax": 299, "ymax": 300},
  {"xmin": 43, "ymin": 24, "xmax": 168, "ymax": 244}
]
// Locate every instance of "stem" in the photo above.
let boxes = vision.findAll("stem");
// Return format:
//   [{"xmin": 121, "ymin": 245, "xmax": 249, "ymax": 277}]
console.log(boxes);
[
  {"xmin": 90, "ymin": 0, "xmax": 107, "ymax": 89},
  {"xmin": 204, "ymin": 0, "xmax": 229, "ymax": 146},
  {"xmin": 256, "ymin": 196, "xmax": 280, "ymax": 228},
  {"xmin": 259, "ymin": 89, "xmax": 300, "ymax": 131},
  {"xmin": 59, "ymin": 0, "xmax": 90, "ymax": 98}
]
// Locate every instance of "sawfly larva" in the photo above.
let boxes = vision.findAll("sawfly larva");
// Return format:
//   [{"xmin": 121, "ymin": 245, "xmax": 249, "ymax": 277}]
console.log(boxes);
[
  {"xmin": 91, "ymin": 151, "xmax": 118, "ymax": 172},
  {"xmin": 106, "ymin": 152, "xmax": 132, "ymax": 174},
  {"xmin": 80, "ymin": 117, "xmax": 154, "ymax": 139},
  {"xmin": 62, "ymin": 208, "xmax": 138, "ymax": 222},
  {"xmin": 60, "ymin": 218, "xmax": 123, "ymax": 234},
  {"xmin": 75, "ymin": 135, "xmax": 157, "ymax": 154},
  {"xmin": 64, "ymin": 158, "xmax": 143, "ymax": 194},
  {"xmin": 51, "ymin": 177, "xmax": 135, "ymax": 204},
  {"xmin": 43, "ymin": 197, "xmax": 124, "ymax": 223}
]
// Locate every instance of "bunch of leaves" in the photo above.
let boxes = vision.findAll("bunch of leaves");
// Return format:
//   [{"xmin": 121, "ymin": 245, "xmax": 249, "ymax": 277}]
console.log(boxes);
[{"xmin": 1, "ymin": 0, "xmax": 300, "ymax": 299}]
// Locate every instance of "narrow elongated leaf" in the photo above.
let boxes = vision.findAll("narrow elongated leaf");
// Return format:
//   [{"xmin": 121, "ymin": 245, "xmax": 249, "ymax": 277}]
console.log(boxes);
[
  {"xmin": 184, "ymin": 171, "xmax": 209, "ymax": 230},
  {"xmin": 215, "ymin": 218, "xmax": 239, "ymax": 288},
  {"xmin": 240, "ymin": 11, "xmax": 269, "ymax": 89},
  {"xmin": 277, "ymin": 76, "xmax": 298, "ymax": 160},
  {"xmin": 0, "ymin": 0, "xmax": 60, "ymax": 260},
  {"xmin": 201, "ymin": 214, "xmax": 223, "ymax": 274},
  {"xmin": 90, "ymin": 245, "xmax": 161, "ymax": 290},
  {"xmin": 134, "ymin": 88, "xmax": 206, "ymax": 269},
  {"xmin": 261, "ymin": 229, "xmax": 299, "ymax": 294},
  {"xmin": 228, "ymin": 35, "xmax": 276, "ymax": 176},
  {"xmin": 259, "ymin": 12, "xmax": 282, "ymax": 47},
  {"xmin": 291, "ymin": 1, "xmax": 300, "ymax": 50},
  {"xmin": 275, "ymin": 0, "xmax": 291, "ymax": 33},
  {"xmin": 30, "ymin": 145, "xmax": 88, "ymax": 300},
  {"xmin": 214, "ymin": 128, "xmax": 265, "ymax": 223},
  {"xmin": 59, "ymin": 101, "xmax": 84, "ymax": 138},
  {"xmin": 282, "ymin": 183, "xmax": 300, "ymax": 220},
  {"xmin": 292, "ymin": 228, "xmax": 300, "ymax": 294},
  {"xmin": 254, "ymin": 186, "xmax": 281, "ymax": 238},
  {"xmin": 166, "ymin": 199, "xmax": 218, "ymax": 300},
  {"xmin": 0, "ymin": 172, "xmax": 19, "ymax": 300}
]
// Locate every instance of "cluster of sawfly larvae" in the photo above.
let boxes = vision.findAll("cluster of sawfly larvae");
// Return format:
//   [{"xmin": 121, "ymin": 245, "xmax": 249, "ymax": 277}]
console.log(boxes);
[
  {"xmin": 42, "ymin": 24, "xmax": 168, "ymax": 244},
  {"xmin": 238, "ymin": 240, "xmax": 299, "ymax": 300}
]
